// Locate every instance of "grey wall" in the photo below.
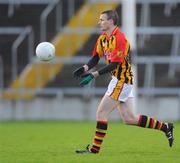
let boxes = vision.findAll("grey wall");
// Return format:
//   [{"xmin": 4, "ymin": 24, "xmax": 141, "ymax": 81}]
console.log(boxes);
[{"xmin": 0, "ymin": 96, "xmax": 179, "ymax": 121}]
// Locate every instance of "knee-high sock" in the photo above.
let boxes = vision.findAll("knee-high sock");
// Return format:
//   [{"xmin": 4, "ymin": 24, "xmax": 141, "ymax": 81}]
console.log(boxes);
[
  {"xmin": 90, "ymin": 120, "xmax": 108, "ymax": 153},
  {"xmin": 138, "ymin": 115, "xmax": 167, "ymax": 132}
]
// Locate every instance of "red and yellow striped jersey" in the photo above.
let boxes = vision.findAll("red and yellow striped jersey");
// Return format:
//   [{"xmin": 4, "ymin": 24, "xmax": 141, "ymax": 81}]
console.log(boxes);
[{"xmin": 92, "ymin": 27, "xmax": 133, "ymax": 84}]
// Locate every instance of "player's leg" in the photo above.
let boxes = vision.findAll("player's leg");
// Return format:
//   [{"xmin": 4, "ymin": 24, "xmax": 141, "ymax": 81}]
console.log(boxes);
[
  {"xmin": 76, "ymin": 95, "xmax": 119, "ymax": 154},
  {"xmin": 89, "ymin": 94, "xmax": 119, "ymax": 153},
  {"xmin": 96, "ymin": 94, "xmax": 119, "ymax": 121},
  {"xmin": 118, "ymin": 98, "xmax": 174, "ymax": 147},
  {"xmin": 117, "ymin": 98, "xmax": 138, "ymax": 124},
  {"xmin": 76, "ymin": 76, "xmax": 121, "ymax": 154}
]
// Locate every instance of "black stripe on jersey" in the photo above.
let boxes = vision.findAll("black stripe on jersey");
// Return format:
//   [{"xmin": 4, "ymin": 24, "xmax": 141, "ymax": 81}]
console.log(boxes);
[
  {"xmin": 127, "ymin": 65, "xmax": 133, "ymax": 84},
  {"xmin": 124, "ymin": 62, "xmax": 129, "ymax": 83},
  {"xmin": 129, "ymin": 67, "xmax": 133, "ymax": 84},
  {"xmin": 127, "ymin": 45, "xmax": 130, "ymax": 54},
  {"xmin": 107, "ymin": 40, "xmax": 109, "ymax": 48},
  {"xmin": 126, "ymin": 62, "xmax": 133, "ymax": 84},
  {"xmin": 128, "ymin": 66, "xmax": 131, "ymax": 84},
  {"xmin": 117, "ymin": 64, "xmax": 122, "ymax": 80},
  {"xmin": 124, "ymin": 61, "xmax": 129, "ymax": 83},
  {"xmin": 100, "ymin": 39, "xmax": 103, "ymax": 47},
  {"xmin": 110, "ymin": 36, "xmax": 114, "ymax": 44},
  {"xmin": 103, "ymin": 37, "xmax": 106, "ymax": 43}
]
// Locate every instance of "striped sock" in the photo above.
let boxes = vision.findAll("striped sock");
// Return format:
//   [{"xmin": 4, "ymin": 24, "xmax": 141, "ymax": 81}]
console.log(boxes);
[
  {"xmin": 90, "ymin": 120, "xmax": 108, "ymax": 153},
  {"xmin": 138, "ymin": 115, "xmax": 167, "ymax": 132}
]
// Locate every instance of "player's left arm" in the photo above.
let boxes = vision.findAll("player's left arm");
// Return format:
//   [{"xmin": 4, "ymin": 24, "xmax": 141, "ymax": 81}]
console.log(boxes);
[
  {"xmin": 79, "ymin": 62, "xmax": 119, "ymax": 86},
  {"xmin": 92, "ymin": 62, "xmax": 119, "ymax": 77}
]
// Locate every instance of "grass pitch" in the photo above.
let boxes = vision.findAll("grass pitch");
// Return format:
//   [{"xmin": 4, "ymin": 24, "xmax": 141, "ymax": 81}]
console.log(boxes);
[{"xmin": 0, "ymin": 121, "xmax": 180, "ymax": 163}]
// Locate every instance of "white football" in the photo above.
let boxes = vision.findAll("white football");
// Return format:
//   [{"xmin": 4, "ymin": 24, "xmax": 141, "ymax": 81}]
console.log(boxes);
[{"xmin": 36, "ymin": 42, "xmax": 55, "ymax": 61}]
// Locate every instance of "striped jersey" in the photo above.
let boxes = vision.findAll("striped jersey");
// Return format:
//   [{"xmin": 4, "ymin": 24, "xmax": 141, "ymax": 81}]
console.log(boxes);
[{"xmin": 92, "ymin": 27, "xmax": 133, "ymax": 84}]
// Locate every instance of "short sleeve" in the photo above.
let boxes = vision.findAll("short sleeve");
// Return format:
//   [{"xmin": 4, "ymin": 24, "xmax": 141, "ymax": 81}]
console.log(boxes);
[
  {"xmin": 92, "ymin": 35, "xmax": 104, "ymax": 57},
  {"xmin": 111, "ymin": 33, "xmax": 129, "ymax": 63}
]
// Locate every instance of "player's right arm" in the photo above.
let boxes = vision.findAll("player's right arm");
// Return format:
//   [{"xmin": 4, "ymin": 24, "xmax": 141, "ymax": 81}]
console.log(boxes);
[
  {"xmin": 73, "ymin": 55, "xmax": 100, "ymax": 79},
  {"xmin": 73, "ymin": 36, "xmax": 103, "ymax": 79}
]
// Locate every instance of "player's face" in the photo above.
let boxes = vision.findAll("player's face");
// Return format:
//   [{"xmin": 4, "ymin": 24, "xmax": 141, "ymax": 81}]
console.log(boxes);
[{"xmin": 98, "ymin": 14, "xmax": 112, "ymax": 32}]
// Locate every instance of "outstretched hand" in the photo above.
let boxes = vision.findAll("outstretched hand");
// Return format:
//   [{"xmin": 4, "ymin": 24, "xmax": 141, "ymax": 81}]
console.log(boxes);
[
  {"xmin": 79, "ymin": 73, "xmax": 94, "ymax": 86},
  {"xmin": 73, "ymin": 67, "xmax": 85, "ymax": 79}
]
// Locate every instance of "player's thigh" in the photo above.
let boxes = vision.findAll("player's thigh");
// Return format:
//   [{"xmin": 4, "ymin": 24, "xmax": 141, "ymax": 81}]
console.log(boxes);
[
  {"xmin": 97, "ymin": 95, "xmax": 119, "ymax": 115},
  {"xmin": 118, "ymin": 98, "xmax": 138, "ymax": 124}
]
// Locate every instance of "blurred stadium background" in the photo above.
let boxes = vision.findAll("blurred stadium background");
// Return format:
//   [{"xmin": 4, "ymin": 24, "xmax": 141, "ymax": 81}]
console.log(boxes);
[{"xmin": 0, "ymin": 0, "xmax": 180, "ymax": 121}]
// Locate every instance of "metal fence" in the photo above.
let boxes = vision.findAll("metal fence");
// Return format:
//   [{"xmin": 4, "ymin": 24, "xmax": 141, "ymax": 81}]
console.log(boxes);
[
  {"xmin": 1, "ymin": 55, "xmax": 180, "ymax": 97},
  {"xmin": 0, "ymin": 0, "xmax": 180, "ymax": 98}
]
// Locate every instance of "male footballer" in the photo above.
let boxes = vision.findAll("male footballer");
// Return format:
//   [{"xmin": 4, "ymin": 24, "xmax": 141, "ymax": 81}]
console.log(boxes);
[{"xmin": 74, "ymin": 10, "xmax": 174, "ymax": 154}]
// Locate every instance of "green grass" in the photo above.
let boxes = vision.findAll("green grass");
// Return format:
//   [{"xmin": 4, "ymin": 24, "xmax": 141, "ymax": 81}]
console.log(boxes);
[{"xmin": 0, "ymin": 121, "xmax": 180, "ymax": 163}]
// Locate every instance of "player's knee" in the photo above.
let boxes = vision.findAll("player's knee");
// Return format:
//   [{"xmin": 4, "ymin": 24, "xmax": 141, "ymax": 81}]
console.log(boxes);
[
  {"xmin": 123, "ymin": 115, "xmax": 137, "ymax": 125},
  {"xmin": 96, "ymin": 109, "xmax": 107, "ymax": 120},
  {"xmin": 123, "ymin": 119, "xmax": 132, "ymax": 125}
]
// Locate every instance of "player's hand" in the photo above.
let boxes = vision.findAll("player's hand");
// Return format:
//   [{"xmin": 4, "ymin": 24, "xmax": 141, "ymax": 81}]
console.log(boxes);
[
  {"xmin": 73, "ymin": 67, "xmax": 85, "ymax": 79},
  {"xmin": 79, "ymin": 73, "xmax": 94, "ymax": 86}
]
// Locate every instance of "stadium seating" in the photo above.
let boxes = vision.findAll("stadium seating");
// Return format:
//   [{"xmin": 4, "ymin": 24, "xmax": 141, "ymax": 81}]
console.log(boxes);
[
  {"xmin": 0, "ymin": 1, "xmax": 180, "ymax": 99},
  {"xmin": 51, "ymin": 3, "xmax": 180, "ymax": 88},
  {"xmin": 0, "ymin": 3, "xmax": 46, "ymax": 87},
  {"xmin": 0, "ymin": 0, "xmax": 84, "ymax": 88}
]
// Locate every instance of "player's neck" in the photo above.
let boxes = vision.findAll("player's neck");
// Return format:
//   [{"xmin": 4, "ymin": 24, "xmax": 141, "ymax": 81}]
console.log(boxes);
[{"xmin": 106, "ymin": 26, "xmax": 117, "ymax": 36}]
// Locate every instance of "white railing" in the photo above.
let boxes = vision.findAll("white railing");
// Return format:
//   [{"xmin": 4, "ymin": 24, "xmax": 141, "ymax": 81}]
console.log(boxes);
[
  {"xmin": 89, "ymin": 0, "xmax": 180, "ymax": 3},
  {"xmin": 137, "ymin": 1, "xmax": 180, "ymax": 79},
  {"xmin": 168, "ymin": 34, "xmax": 180, "ymax": 78},
  {"xmin": 62, "ymin": 26, "xmax": 180, "ymax": 34},
  {"xmin": 134, "ymin": 56, "xmax": 180, "ymax": 89},
  {"xmin": 62, "ymin": 26, "xmax": 180, "ymax": 81},
  {"xmin": 0, "ymin": 0, "xmax": 58, "ymax": 17},
  {"xmin": 136, "ymin": 0, "xmax": 180, "ymax": 3},
  {"xmin": 1, "ymin": 56, "xmax": 180, "ymax": 97},
  {"xmin": 0, "ymin": 27, "xmax": 23, "ymax": 34},
  {"xmin": 12, "ymin": 26, "xmax": 34, "ymax": 80},
  {"xmin": 137, "ymin": 27, "xmax": 180, "ymax": 79},
  {"xmin": 0, "ymin": 56, "xmax": 3, "ymax": 95},
  {"xmin": 40, "ymin": 0, "xmax": 60, "ymax": 41},
  {"xmin": 40, "ymin": 0, "xmax": 77, "ymax": 41},
  {"xmin": 0, "ymin": 0, "xmax": 57, "ymax": 4},
  {"xmin": 0, "ymin": 27, "xmax": 35, "ymax": 80},
  {"xmin": 0, "ymin": 0, "xmax": 62, "ymax": 40},
  {"xmin": 1, "ymin": 0, "xmax": 180, "ymax": 97}
]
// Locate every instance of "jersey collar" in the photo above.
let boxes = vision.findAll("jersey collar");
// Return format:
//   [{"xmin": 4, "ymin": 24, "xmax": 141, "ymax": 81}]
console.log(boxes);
[
  {"xmin": 111, "ymin": 26, "xmax": 118, "ymax": 36},
  {"xmin": 102, "ymin": 26, "xmax": 118, "ymax": 38}
]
